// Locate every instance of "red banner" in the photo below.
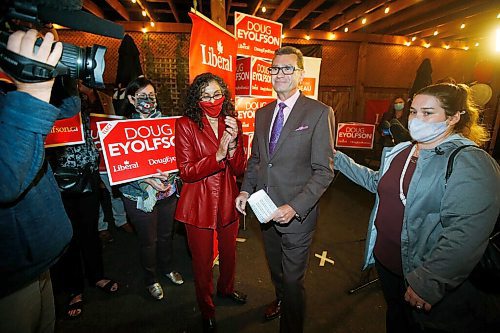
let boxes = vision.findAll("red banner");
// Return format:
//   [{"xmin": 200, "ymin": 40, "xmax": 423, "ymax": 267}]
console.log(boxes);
[
  {"xmin": 236, "ymin": 57, "xmax": 272, "ymax": 96},
  {"xmin": 235, "ymin": 97, "xmax": 274, "ymax": 133},
  {"xmin": 45, "ymin": 113, "xmax": 84, "ymax": 148},
  {"xmin": 90, "ymin": 113, "xmax": 125, "ymax": 173},
  {"xmin": 189, "ymin": 10, "xmax": 236, "ymax": 97},
  {"xmin": 365, "ymin": 99, "xmax": 390, "ymax": 125},
  {"xmin": 97, "ymin": 117, "xmax": 180, "ymax": 185},
  {"xmin": 234, "ymin": 12, "xmax": 282, "ymax": 60},
  {"xmin": 336, "ymin": 123, "xmax": 376, "ymax": 149}
]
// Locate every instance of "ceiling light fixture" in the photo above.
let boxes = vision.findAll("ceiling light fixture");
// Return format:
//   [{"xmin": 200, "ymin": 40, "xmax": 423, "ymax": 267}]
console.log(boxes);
[
  {"xmin": 460, "ymin": 23, "xmax": 466, "ymax": 29},
  {"xmin": 344, "ymin": 27, "xmax": 349, "ymax": 32},
  {"xmin": 444, "ymin": 45, "xmax": 450, "ymax": 49},
  {"xmin": 411, "ymin": 36, "xmax": 417, "ymax": 42},
  {"xmin": 150, "ymin": 21, "xmax": 155, "ymax": 27},
  {"xmin": 384, "ymin": 7, "xmax": 390, "ymax": 14},
  {"xmin": 329, "ymin": 33, "xmax": 336, "ymax": 40},
  {"xmin": 361, "ymin": 18, "xmax": 367, "ymax": 25},
  {"xmin": 434, "ymin": 30, "xmax": 438, "ymax": 36},
  {"xmin": 463, "ymin": 46, "xmax": 469, "ymax": 51},
  {"xmin": 262, "ymin": 6, "xmax": 266, "ymax": 13},
  {"xmin": 305, "ymin": 35, "xmax": 311, "ymax": 40}
]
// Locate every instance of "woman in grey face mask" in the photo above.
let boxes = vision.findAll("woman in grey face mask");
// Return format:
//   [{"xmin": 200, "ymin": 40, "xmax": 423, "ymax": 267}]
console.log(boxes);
[
  {"xmin": 119, "ymin": 77, "xmax": 185, "ymax": 300},
  {"xmin": 334, "ymin": 83, "xmax": 499, "ymax": 333}
]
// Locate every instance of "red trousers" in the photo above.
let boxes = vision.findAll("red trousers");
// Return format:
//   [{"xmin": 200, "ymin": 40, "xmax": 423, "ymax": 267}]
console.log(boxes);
[{"xmin": 185, "ymin": 220, "xmax": 239, "ymax": 319}]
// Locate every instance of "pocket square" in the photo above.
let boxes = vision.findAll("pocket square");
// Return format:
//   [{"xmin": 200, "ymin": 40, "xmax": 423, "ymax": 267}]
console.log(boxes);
[{"xmin": 295, "ymin": 125, "xmax": 309, "ymax": 131}]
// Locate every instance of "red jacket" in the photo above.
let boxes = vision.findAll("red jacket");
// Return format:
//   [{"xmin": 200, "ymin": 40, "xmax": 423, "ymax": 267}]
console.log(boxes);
[{"xmin": 174, "ymin": 116, "xmax": 246, "ymax": 229}]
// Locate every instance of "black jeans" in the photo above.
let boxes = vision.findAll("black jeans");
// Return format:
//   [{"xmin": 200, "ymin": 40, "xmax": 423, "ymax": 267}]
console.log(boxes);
[
  {"xmin": 51, "ymin": 188, "xmax": 103, "ymax": 296},
  {"xmin": 123, "ymin": 195, "xmax": 177, "ymax": 286}
]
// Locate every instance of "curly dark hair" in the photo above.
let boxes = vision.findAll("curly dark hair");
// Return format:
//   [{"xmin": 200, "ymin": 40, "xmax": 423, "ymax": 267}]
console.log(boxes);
[{"xmin": 184, "ymin": 73, "xmax": 235, "ymax": 129}]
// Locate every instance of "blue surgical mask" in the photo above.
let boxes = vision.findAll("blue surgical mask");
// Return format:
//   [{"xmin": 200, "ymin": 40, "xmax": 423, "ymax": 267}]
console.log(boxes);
[
  {"xmin": 394, "ymin": 102, "xmax": 404, "ymax": 111},
  {"xmin": 408, "ymin": 118, "xmax": 448, "ymax": 143}
]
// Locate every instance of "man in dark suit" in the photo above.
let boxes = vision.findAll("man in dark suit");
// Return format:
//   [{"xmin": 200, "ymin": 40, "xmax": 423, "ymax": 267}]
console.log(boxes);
[{"xmin": 235, "ymin": 46, "xmax": 335, "ymax": 333}]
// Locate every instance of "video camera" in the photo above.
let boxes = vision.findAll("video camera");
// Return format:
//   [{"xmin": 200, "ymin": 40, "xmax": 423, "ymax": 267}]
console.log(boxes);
[{"xmin": 0, "ymin": 0, "xmax": 124, "ymax": 88}]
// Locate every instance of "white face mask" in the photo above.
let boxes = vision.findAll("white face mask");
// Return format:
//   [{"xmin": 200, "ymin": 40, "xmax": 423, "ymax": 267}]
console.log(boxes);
[{"xmin": 408, "ymin": 118, "xmax": 448, "ymax": 142}]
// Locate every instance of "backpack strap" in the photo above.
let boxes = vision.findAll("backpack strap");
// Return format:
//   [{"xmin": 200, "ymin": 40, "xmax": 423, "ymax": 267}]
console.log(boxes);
[{"xmin": 445, "ymin": 145, "xmax": 476, "ymax": 186}]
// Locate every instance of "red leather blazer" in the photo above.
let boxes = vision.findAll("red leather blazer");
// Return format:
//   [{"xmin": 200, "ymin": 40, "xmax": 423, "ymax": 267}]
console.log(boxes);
[{"xmin": 174, "ymin": 116, "xmax": 246, "ymax": 229}]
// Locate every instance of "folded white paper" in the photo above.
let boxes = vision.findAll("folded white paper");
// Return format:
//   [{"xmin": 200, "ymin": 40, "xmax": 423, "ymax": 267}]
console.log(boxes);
[{"xmin": 247, "ymin": 189, "xmax": 278, "ymax": 223}]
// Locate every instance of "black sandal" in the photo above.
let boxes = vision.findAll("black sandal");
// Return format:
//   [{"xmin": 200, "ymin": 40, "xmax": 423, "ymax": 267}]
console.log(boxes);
[
  {"xmin": 95, "ymin": 279, "xmax": 119, "ymax": 294},
  {"xmin": 66, "ymin": 294, "xmax": 83, "ymax": 319}
]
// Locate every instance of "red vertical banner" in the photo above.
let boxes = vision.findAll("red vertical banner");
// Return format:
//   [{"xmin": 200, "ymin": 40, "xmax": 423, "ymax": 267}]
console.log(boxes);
[
  {"xmin": 189, "ymin": 10, "xmax": 237, "ymax": 97},
  {"xmin": 365, "ymin": 99, "xmax": 390, "ymax": 125}
]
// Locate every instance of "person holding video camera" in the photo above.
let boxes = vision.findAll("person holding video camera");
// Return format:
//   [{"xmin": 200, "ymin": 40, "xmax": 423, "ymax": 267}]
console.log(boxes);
[{"xmin": 0, "ymin": 29, "xmax": 78, "ymax": 333}]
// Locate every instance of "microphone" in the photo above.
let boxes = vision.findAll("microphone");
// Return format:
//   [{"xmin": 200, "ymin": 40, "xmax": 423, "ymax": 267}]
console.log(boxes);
[
  {"xmin": 389, "ymin": 118, "xmax": 412, "ymax": 143},
  {"xmin": 381, "ymin": 120, "xmax": 391, "ymax": 136}
]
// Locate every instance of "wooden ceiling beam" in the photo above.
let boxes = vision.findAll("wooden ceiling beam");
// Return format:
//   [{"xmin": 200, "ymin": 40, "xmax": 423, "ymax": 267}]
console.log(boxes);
[
  {"xmin": 226, "ymin": 0, "xmax": 232, "ymax": 21},
  {"xmin": 329, "ymin": 0, "xmax": 386, "ymax": 31},
  {"xmin": 82, "ymin": 0, "xmax": 104, "ymax": 19},
  {"xmin": 392, "ymin": 0, "xmax": 493, "ymax": 35},
  {"xmin": 118, "ymin": 21, "xmax": 192, "ymax": 33},
  {"xmin": 166, "ymin": 0, "xmax": 180, "ymax": 23},
  {"xmin": 348, "ymin": 0, "xmax": 422, "ymax": 33},
  {"xmin": 249, "ymin": 0, "xmax": 264, "ymax": 16},
  {"xmin": 310, "ymin": 0, "xmax": 356, "ymax": 30},
  {"xmin": 288, "ymin": 0, "xmax": 326, "ymax": 29},
  {"xmin": 418, "ymin": 9, "xmax": 498, "ymax": 39},
  {"xmin": 366, "ymin": 0, "xmax": 457, "ymax": 34},
  {"xmin": 104, "ymin": 0, "xmax": 130, "ymax": 21},
  {"xmin": 270, "ymin": 0, "xmax": 294, "ymax": 22}
]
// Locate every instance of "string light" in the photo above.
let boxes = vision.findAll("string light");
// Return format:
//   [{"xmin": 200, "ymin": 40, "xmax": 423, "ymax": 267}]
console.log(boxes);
[
  {"xmin": 281, "ymin": 34, "xmax": 285, "ymax": 39},
  {"xmin": 460, "ymin": 23, "xmax": 466, "ymax": 29},
  {"xmin": 329, "ymin": 33, "xmax": 336, "ymax": 40},
  {"xmin": 433, "ymin": 30, "xmax": 438, "ymax": 36},
  {"xmin": 141, "ymin": 27, "xmax": 147, "ymax": 33},
  {"xmin": 404, "ymin": 41, "xmax": 411, "ymax": 46},
  {"xmin": 475, "ymin": 42, "xmax": 479, "ymax": 47},
  {"xmin": 150, "ymin": 21, "xmax": 155, "ymax": 27},
  {"xmin": 262, "ymin": 6, "xmax": 266, "ymax": 13},
  {"xmin": 305, "ymin": 35, "xmax": 310, "ymax": 40},
  {"xmin": 142, "ymin": 10, "xmax": 147, "ymax": 17},
  {"xmin": 411, "ymin": 36, "xmax": 417, "ymax": 42},
  {"xmin": 423, "ymin": 42, "xmax": 431, "ymax": 48},
  {"xmin": 384, "ymin": 7, "xmax": 390, "ymax": 14},
  {"xmin": 344, "ymin": 27, "xmax": 349, "ymax": 32},
  {"xmin": 463, "ymin": 46, "xmax": 469, "ymax": 50},
  {"xmin": 444, "ymin": 44, "xmax": 450, "ymax": 49},
  {"xmin": 131, "ymin": 0, "xmax": 136, "ymax": 3},
  {"xmin": 361, "ymin": 18, "xmax": 367, "ymax": 25}
]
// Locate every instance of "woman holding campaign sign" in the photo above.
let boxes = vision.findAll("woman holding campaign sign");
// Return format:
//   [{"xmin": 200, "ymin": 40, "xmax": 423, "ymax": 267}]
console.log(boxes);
[
  {"xmin": 119, "ymin": 77, "xmax": 184, "ymax": 301},
  {"xmin": 334, "ymin": 83, "xmax": 500, "ymax": 333},
  {"xmin": 175, "ymin": 73, "xmax": 247, "ymax": 333}
]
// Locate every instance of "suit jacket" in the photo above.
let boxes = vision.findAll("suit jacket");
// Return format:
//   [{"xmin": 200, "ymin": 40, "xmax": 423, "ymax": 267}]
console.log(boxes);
[
  {"xmin": 241, "ymin": 93, "xmax": 335, "ymax": 234},
  {"xmin": 174, "ymin": 116, "xmax": 246, "ymax": 229}
]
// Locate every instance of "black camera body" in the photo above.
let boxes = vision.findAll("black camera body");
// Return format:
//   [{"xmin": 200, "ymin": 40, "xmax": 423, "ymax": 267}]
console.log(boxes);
[{"xmin": 0, "ymin": 0, "xmax": 124, "ymax": 88}]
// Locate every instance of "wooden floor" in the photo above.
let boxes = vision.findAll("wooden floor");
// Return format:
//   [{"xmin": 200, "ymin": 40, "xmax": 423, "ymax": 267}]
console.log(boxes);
[{"xmin": 55, "ymin": 173, "xmax": 386, "ymax": 333}]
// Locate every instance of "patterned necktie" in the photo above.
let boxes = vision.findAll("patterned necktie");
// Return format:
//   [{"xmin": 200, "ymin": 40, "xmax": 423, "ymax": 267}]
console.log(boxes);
[{"xmin": 269, "ymin": 102, "xmax": 286, "ymax": 155}]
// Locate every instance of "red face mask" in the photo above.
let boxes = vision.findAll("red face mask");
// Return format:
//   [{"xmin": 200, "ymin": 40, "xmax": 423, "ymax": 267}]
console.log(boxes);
[{"xmin": 198, "ymin": 96, "xmax": 225, "ymax": 118}]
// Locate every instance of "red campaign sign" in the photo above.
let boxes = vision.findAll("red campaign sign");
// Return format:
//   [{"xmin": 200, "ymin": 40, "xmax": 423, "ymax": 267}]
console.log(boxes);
[
  {"xmin": 336, "ymin": 123, "xmax": 376, "ymax": 149},
  {"xmin": 89, "ymin": 113, "xmax": 125, "ymax": 173},
  {"xmin": 234, "ymin": 12, "xmax": 282, "ymax": 60},
  {"xmin": 298, "ymin": 78, "xmax": 316, "ymax": 97},
  {"xmin": 189, "ymin": 11, "xmax": 236, "ymax": 97},
  {"xmin": 365, "ymin": 99, "xmax": 390, "ymax": 125},
  {"xmin": 44, "ymin": 113, "xmax": 84, "ymax": 148},
  {"xmin": 97, "ymin": 117, "xmax": 180, "ymax": 185},
  {"xmin": 235, "ymin": 57, "xmax": 272, "ymax": 96},
  {"xmin": 235, "ymin": 97, "xmax": 274, "ymax": 133}
]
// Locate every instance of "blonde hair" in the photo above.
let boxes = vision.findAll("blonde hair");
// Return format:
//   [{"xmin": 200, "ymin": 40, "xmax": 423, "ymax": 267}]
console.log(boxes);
[{"xmin": 416, "ymin": 83, "xmax": 489, "ymax": 144}]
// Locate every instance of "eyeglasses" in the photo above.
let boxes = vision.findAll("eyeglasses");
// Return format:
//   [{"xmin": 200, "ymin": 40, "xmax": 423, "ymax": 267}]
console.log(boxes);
[
  {"xmin": 267, "ymin": 66, "xmax": 301, "ymax": 75},
  {"xmin": 135, "ymin": 93, "xmax": 156, "ymax": 99},
  {"xmin": 200, "ymin": 92, "xmax": 224, "ymax": 102}
]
